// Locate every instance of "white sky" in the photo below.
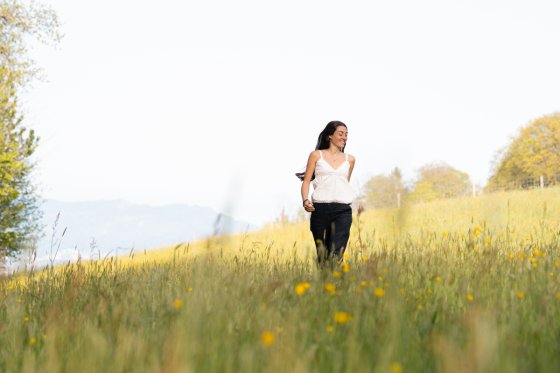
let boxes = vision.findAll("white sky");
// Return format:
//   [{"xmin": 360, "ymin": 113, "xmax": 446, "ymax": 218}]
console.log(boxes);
[{"xmin": 20, "ymin": 0, "xmax": 560, "ymax": 225}]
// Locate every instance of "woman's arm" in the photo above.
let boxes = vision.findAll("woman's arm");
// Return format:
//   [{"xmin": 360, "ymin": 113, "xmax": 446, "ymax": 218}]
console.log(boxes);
[
  {"xmin": 347, "ymin": 154, "xmax": 356, "ymax": 181},
  {"xmin": 301, "ymin": 151, "xmax": 319, "ymax": 212}
]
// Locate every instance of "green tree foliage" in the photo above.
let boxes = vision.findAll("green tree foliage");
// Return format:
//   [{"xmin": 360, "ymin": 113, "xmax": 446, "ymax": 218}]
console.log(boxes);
[
  {"xmin": 364, "ymin": 167, "xmax": 407, "ymax": 209},
  {"xmin": 487, "ymin": 113, "xmax": 560, "ymax": 190},
  {"xmin": 408, "ymin": 162, "xmax": 472, "ymax": 203},
  {"xmin": 0, "ymin": 1, "xmax": 60, "ymax": 259}
]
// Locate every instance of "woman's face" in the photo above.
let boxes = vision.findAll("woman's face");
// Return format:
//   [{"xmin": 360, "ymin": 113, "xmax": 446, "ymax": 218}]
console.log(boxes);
[{"xmin": 329, "ymin": 126, "xmax": 348, "ymax": 149}]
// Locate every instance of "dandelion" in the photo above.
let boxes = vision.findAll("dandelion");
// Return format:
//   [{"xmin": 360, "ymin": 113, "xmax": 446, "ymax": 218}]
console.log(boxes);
[
  {"xmin": 378, "ymin": 276, "xmax": 383, "ymax": 282},
  {"xmin": 23, "ymin": 316, "xmax": 29, "ymax": 322},
  {"xmin": 341, "ymin": 263, "xmax": 350, "ymax": 273},
  {"xmin": 261, "ymin": 331, "xmax": 275, "ymax": 346},
  {"xmin": 435, "ymin": 276, "xmax": 442, "ymax": 283},
  {"xmin": 374, "ymin": 287, "xmax": 385, "ymax": 297},
  {"xmin": 29, "ymin": 338, "xmax": 37, "ymax": 346},
  {"xmin": 333, "ymin": 271, "xmax": 342, "ymax": 278},
  {"xmin": 361, "ymin": 280, "xmax": 368, "ymax": 287},
  {"xmin": 295, "ymin": 282, "xmax": 310, "ymax": 296},
  {"xmin": 326, "ymin": 325, "xmax": 334, "ymax": 333},
  {"xmin": 466, "ymin": 294, "xmax": 474, "ymax": 302},
  {"xmin": 485, "ymin": 237, "xmax": 491, "ymax": 244},
  {"xmin": 391, "ymin": 362, "xmax": 403, "ymax": 373},
  {"xmin": 173, "ymin": 299, "xmax": 183, "ymax": 309},
  {"xmin": 324, "ymin": 283, "xmax": 336, "ymax": 294},
  {"xmin": 362, "ymin": 255, "xmax": 369, "ymax": 261},
  {"xmin": 533, "ymin": 249, "xmax": 542, "ymax": 257},
  {"xmin": 517, "ymin": 291, "xmax": 525, "ymax": 300},
  {"xmin": 549, "ymin": 272, "xmax": 555, "ymax": 278},
  {"xmin": 442, "ymin": 231, "xmax": 448, "ymax": 238},
  {"xmin": 334, "ymin": 311, "xmax": 351, "ymax": 324},
  {"xmin": 417, "ymin": 304, "xmax": 424, "ymax": 310},
  {"xmin": 187, "ymin": 287, "xmax": 193, "ymax": 292}
]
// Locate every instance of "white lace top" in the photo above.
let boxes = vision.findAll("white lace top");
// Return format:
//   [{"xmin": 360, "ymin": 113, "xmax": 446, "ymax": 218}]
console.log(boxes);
[{"xmin": 311, "ymin": 150, "xmax": 356, "ymax": 204}]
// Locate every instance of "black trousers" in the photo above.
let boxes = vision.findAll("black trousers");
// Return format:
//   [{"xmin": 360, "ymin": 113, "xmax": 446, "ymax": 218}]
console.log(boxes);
[{"xmin": 310, "ymin": 203, "xmax": 352, "ymax": 264}]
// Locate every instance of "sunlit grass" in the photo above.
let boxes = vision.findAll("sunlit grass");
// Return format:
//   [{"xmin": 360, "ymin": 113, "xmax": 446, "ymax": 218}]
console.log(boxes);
[{"xmin": 2, "ymin": 187, "xmax": 560, "ymax": 372}]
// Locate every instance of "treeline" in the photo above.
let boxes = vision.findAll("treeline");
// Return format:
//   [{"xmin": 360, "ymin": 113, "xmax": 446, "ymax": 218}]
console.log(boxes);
[
  {"xmin": 362, "ymin": 112, "xmax": 560, "ymax": 209},
  {"xmin": 0, "ymin": 1, "xmax": 60, "ymax": 261}
]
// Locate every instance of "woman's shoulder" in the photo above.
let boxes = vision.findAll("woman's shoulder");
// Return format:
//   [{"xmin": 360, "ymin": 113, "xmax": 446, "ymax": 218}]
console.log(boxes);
[
  {"xmin": 309, "ymin": 150, "xmax": 322, "ymax": 159},
  {"xmin": 346, "ymin": 153, "xmax": 356, "ymax": 163}
]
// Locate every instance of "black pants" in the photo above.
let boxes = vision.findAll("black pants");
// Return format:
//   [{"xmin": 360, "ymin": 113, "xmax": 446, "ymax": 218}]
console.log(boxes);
[{"xmin": 310, "ymin": 203, "xmax": 352, "ymax": 264}]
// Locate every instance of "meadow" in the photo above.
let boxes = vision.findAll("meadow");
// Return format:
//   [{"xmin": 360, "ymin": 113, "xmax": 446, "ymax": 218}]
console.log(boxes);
[{"xmin": 2, "ymin": 187, "xmax": 560, "ymax": 372}]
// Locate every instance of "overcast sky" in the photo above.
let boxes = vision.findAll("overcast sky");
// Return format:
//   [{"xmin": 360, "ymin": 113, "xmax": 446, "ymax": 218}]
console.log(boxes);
[{"xmin": 21, "ymin": 0, "xmax": 560, "ymax": 225}]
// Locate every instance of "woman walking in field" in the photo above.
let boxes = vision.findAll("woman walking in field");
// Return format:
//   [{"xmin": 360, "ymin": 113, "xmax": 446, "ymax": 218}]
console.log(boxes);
[{"xmin": 296, "ymin": 121, "xmax": 356, "ymax": 264}]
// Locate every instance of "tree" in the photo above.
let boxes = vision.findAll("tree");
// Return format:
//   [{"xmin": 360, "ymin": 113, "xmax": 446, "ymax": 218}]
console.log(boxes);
[
  {"xmin": 0, "ymin": 1, "xmax": 60, "ymax": 263},
  {"xmin": 408, "ymin": 162, "xmax": 471, "ymax": 203},
  {"xmin": 364, "ymin": 167, "xmax": 407, "ymax": 209},
  {"xmin": 487, "ymin": 113, "xmax": 560, "ymax": 190}
]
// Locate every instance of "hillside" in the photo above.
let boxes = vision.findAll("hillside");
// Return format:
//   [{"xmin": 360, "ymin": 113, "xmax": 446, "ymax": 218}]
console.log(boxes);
[{"xmin": 3, "ymin": 187, "xmax": 560, "ymax": 372}]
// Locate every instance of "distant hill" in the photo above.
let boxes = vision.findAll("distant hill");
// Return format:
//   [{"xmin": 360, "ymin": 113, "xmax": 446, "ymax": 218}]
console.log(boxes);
[{"xmin": 7, "ymin": 199, "xmax": 256, "ymax": 271}]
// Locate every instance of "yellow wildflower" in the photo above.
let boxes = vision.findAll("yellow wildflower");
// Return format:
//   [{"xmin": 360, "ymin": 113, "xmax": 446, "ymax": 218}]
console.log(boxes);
[
  {"xmin": 295, "ymin": 282, "xmax": 310, "ymax": 296},
  {"xmin": 391, "ymin": 362, "xmax": 403, "ymax": 373},
  {"xmin": 333, "ymin": 271, "xmax": 342, "ymax": 278},
  {"xmin": 442, "ymin": 231, "xmax": 448, "ymax": 238},
  {"xmin": 324, "ymin": 283, "xmax": 336, "ymax": 294},
  {"xmin": 517, "ymin": 291, "xmax": 525, "ymax": 300},
  {"xmin": 466, "ymin": 294, "xmax": 474, "ymax": 302},
  {"xmin": 341, "ymin": 263, "xmax": 350, "ymax": 273},
  {"xmin": 374, "ymin": 287, "xmax": 385, "ymax": 297},
  {"xmin": 326, "ymin": 325, "xmax": 334, "ymax": 333},
  {"xmin": 173, "ymin": 299, "xmax": 183, "ymax": 309},
  {"xmin": 361, "ymin": 280, "xmax": 368, "ymax": 287},
  {"xmin": 261, "ymin": 331, "xmax": 275, "ymax": 346},
  {"xmin": 29, "ymin": 338, "xmax": 37, "ymax": 346},
  {"xmin": 23, "ymin": 316, "xmax": 29, "ymax": 322},
  {"xmin": 556, "ymin": 292, "xmax": 560, "ymax": 301},
  {"xmin": 435, "ymin": 276, "xmax": 442, "ymax": 283},
  {"xmin": 334, "ymin": 311, "xmax": 351, "ymax": 324},
  {"xmin": 187, "ymin": 287, "xmax": 193, "ymax": 292},
  {"xmin": 485, "ymin": 237, "xmax": 491, "ymax": 244}
]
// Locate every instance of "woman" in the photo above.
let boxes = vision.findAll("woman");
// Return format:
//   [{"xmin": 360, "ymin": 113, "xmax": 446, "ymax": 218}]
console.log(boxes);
[{"xmin": 296, "ymin": 121, "xmax": 356, "ymax": 264}]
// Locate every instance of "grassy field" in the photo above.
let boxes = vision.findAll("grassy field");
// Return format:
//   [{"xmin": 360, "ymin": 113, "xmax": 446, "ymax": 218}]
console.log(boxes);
[{"xmin": 2, "ymin": 188, "xmax": 560, "ymax": 372}]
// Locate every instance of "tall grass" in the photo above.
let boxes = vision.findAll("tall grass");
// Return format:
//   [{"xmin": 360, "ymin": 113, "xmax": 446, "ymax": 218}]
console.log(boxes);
[{"xmin": 1, "ymin": 188, "xmax": 560, "ymax": 372}]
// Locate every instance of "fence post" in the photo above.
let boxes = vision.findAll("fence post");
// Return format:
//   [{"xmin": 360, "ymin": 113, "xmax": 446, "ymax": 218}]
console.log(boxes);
[{"xmin": 540, "ymin": 175, "xmax": 544, "ymax": 189}]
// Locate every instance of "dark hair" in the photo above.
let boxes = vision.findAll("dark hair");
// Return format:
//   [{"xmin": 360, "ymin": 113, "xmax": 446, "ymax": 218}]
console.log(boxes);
[{"xmin": 295, "ymin": 121, "xmax": 347, "ymax": 181}]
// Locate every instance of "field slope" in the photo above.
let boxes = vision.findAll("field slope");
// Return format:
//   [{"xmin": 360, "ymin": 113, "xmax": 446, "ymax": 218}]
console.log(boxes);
[{"xmin": 2, "ymin": 188, "xmax": 560, "ymax": 372}]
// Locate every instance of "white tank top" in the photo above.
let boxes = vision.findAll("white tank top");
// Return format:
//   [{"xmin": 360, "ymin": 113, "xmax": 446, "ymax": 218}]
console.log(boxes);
[{"xmin": 311, "ymin": 150, "xmax": 356, "ymax": 204}]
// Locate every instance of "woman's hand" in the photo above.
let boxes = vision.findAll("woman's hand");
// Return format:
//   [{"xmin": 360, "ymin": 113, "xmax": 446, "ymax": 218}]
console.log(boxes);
[{"xmin": 303, "ymin": 199, "xmax": 315, "ymax": 212}]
